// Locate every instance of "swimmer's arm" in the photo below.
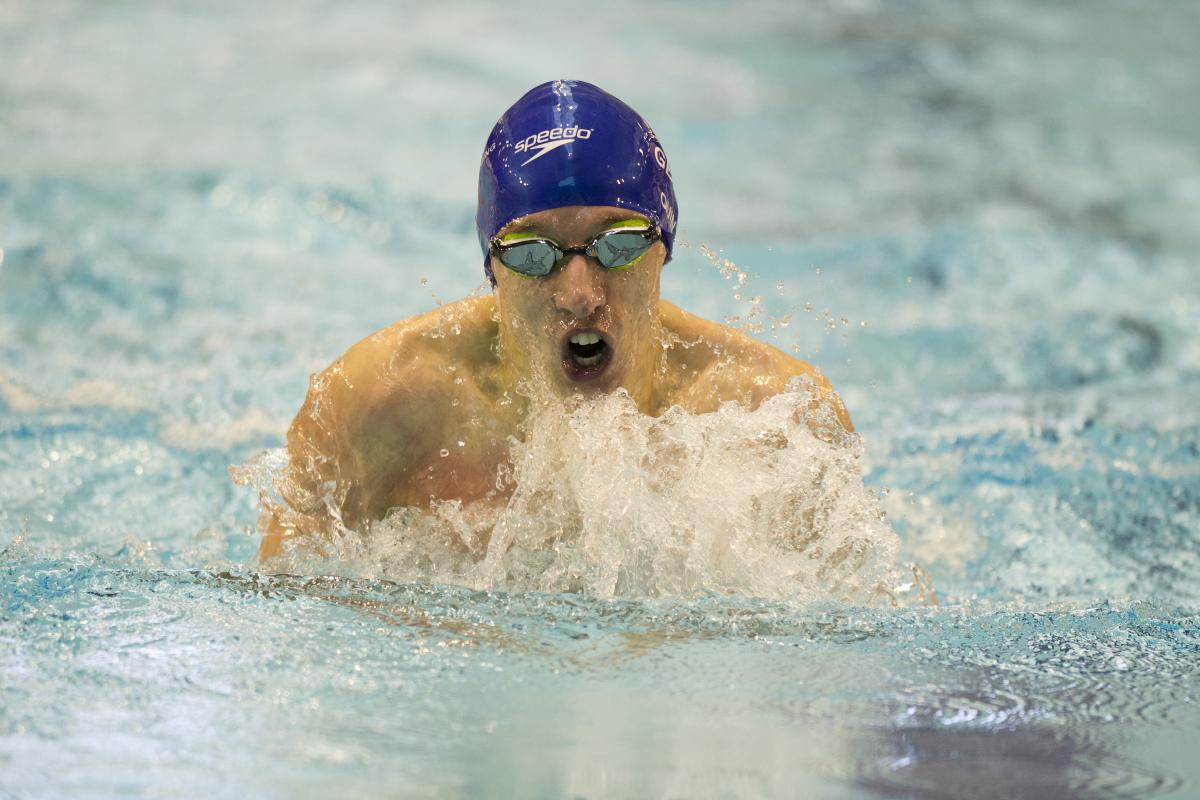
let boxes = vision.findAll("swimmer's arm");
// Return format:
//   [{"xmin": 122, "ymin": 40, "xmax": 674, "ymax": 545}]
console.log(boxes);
[
  {"xmin": 256, "ymin": 365, "xmax": 356, "ymax": 561},
  {"xmin": 721, "ymin": 346, "xmax": 854, "ymax": 435},
  {"xmin": 663, "ymin": 303, "xmax": 853, "ymax": 432},
  {"xmin": 256, "ymin": 331, "xmax": 447, "ymax": 562},
  {"xmin": 770, "ymin": 353, "xmax": 854, "ymax": 434}
]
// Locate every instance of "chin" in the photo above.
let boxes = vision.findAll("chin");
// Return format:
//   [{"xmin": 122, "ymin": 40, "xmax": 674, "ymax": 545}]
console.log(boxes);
[{"xmin": 543, "ymin": 360, "xmax": 622, "ymax": 399}]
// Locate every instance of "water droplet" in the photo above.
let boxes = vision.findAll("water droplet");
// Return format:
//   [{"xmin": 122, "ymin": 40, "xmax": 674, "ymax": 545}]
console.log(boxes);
[
  {"xmin": 324, "ymin": 201, "xmax": 346, "ymax": 224},
  {"xmin": 210, "ymin": 185, "xmax": 233, "ymax": 209},
  {"xmin": 439, "ymin": 449, "xmax": 450, "ymax": 458},
  {"xmin": 305, "ymin": 191, "xmax": 329, "ymax": 215},
  {"xmin": 457, "ymin": 441, "xmax": 465, "ymax": 448},
  {"xmin": 367, "ymin": 221, "xmax": 391, "ymax": 244}
]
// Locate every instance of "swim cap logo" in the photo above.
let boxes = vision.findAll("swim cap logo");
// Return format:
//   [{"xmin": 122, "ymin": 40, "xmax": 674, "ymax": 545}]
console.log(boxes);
[
  {"xmin": 659, "ymin": 190, "xmax": 676, "ymax": 232},
  {"xmin": 653, "ymin": 146, "xmax": 672, "ymax": 180},
  {"xmin": 514, "ymin": 126, "xmax": 593, "ymax": 167}
]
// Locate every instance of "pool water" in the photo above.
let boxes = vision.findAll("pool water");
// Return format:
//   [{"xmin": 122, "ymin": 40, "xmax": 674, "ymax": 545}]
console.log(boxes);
[{"xmin": 2, "ymin": 1, "xmax": 1199, "ymax": 797}]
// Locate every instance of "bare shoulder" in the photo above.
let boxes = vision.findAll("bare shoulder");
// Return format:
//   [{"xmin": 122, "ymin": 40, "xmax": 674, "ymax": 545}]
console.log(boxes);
[
  {"xmin": 659, "ymin": 301, "xmax": 853, "ymax": 431},
  {"xmin": 280, "ymin": 296, "xmax": 498, "ymax": 521},
  {"xmin": 325, "ymin": 296, "xmax": 495, "ymax": 418},
  {"xmin": 291, "ymin": 304, "xmax": 446, "ymax": 450}
]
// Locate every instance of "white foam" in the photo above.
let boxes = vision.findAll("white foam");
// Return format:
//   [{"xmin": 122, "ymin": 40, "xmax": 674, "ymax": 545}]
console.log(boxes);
[{"xmin": 248, "ymin": 378, "xmax": 930, "ymax": 605}]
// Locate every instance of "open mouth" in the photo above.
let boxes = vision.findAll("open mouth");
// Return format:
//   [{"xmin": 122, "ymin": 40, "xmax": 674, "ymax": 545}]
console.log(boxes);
[{"xmin": 561, "ymin": 329, "xmax": 613, "ymax": 381}]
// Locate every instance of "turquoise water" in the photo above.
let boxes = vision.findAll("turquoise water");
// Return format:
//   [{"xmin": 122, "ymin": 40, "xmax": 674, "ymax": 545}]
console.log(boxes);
[{"xmin": 3, "ymin": 1, "xmax": 1199, "ymax": 797}]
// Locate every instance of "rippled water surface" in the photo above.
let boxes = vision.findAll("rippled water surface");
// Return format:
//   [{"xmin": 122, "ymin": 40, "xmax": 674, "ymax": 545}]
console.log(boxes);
[{"xmin": 2, "ymin": 1, "xmax": 1199, "ymax": 798}]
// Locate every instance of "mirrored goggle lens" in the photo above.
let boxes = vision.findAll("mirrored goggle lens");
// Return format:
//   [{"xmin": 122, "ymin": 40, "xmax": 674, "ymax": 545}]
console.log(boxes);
[
  {"xmin": 498, "ymin": 240, "xmax": 559, "ymax": 276},
  {"xmin": 593, "ymin": 230, "xmax": 652, "ymax": 269}
]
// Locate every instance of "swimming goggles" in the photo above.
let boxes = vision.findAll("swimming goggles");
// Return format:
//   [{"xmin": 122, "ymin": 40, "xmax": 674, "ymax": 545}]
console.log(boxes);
[{"xmin": 489, "ymin": 224, "xmax": 661, "ymax": 277}]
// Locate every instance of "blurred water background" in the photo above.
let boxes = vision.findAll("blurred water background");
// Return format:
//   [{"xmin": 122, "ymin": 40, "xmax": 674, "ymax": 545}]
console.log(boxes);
[{"xmin": 2, "ymin": 1, "xmax": 1198, "ymax": 797}]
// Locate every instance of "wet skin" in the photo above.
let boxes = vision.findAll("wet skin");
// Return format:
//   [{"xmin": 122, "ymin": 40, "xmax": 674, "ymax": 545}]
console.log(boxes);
[{"xmin": 257, "ymin": 205, "xmax": 852, "ymax": 560}]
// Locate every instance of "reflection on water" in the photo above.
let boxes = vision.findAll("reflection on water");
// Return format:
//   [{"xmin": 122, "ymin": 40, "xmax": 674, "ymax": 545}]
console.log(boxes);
[
  {"xmin": 857, "ymin": 726, "xmax": 1181, "ymax": 800},
  {"xmin": 3, "ymin": 561, "xmax": 1196, "ymax": 797}
]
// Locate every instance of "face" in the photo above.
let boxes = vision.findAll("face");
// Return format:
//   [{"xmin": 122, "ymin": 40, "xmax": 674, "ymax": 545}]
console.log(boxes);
[{"xmin": 491, "ymin": 205, "xmax": 666, "ymax": 403}]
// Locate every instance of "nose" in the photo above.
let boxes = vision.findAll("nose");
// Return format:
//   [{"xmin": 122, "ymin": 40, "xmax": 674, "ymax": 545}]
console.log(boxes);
[{"xmin": 552, "ymin": 254, "xmax": 606, "ymax": 319}]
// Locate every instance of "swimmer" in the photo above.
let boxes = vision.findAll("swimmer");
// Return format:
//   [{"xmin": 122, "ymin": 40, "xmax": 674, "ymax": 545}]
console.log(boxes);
[{"xmin": 257, "ymin": 79, "xmax": 851, "ymax": 560}]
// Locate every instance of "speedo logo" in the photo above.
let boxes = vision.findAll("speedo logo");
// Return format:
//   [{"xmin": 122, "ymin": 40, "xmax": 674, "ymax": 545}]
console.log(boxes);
[{"xmin": 514, "ymin": 126, "xmax": 593, "ymax": 166}]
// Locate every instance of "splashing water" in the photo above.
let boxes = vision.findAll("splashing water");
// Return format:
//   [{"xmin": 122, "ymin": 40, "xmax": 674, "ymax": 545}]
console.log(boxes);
[{"xmin": 236, "ymin": 378, "xmax": 932, "ymax": 604}]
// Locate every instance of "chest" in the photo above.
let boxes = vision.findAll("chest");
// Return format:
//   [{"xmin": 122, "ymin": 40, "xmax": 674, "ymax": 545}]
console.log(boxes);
[{"xmin": 378, "ymin": 380, "xmax": 521, "ymax": 513}]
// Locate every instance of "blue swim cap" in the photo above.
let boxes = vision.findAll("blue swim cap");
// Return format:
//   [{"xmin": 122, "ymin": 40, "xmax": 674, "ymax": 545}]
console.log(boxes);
[{"xmin": 477, "ymin": 80, "xmax": 678, "ymax": 285}]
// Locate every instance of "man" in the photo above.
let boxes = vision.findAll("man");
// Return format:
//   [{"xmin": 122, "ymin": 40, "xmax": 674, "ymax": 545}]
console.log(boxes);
[{"xmin": 257, "ymin": 79, "xmax": 851, "ymax": 561}]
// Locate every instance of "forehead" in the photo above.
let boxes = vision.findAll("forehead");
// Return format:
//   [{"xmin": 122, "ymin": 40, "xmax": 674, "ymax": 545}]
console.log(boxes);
[{"xmin": 498, "ymin": 205, "xmax": 648, "ymax": 238}]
